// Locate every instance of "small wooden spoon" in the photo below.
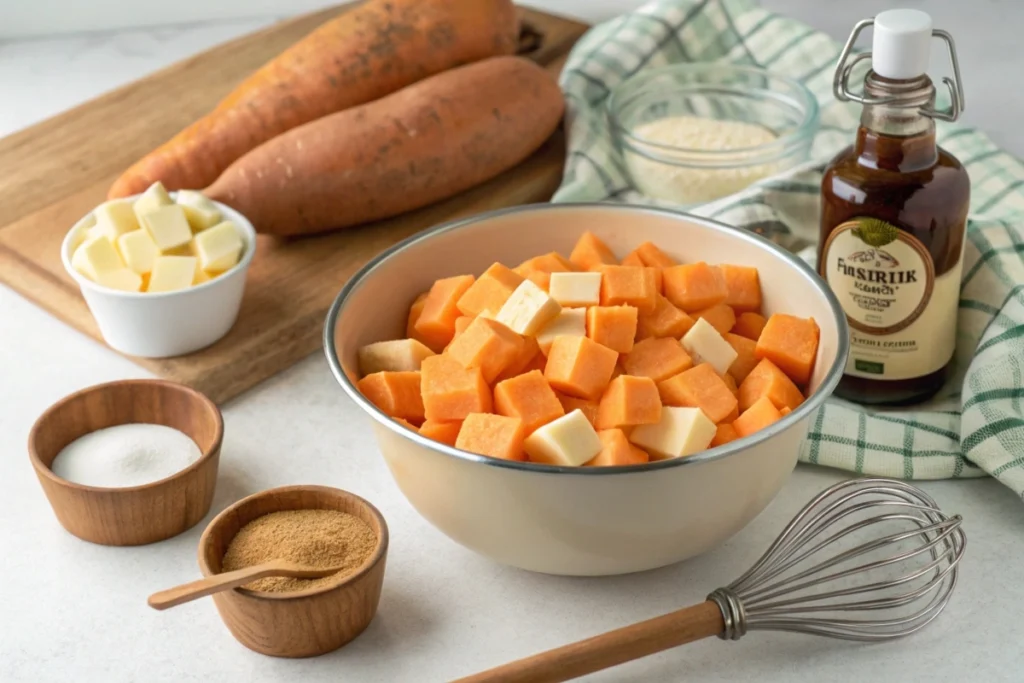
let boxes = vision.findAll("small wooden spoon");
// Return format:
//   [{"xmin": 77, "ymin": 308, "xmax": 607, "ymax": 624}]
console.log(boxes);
[{"xmin": 148, "ymin": 558, "xmax": 342, "ymax": 610}]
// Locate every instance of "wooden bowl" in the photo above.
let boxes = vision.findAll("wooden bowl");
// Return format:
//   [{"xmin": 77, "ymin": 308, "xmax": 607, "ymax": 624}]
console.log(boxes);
[
  {"xmin": 197, "ymin": 485, "xmax": 389, "ymax": 658},
  {"xmin": 28, "ymin": 379, "xmax": 222, "ymax": 546}
]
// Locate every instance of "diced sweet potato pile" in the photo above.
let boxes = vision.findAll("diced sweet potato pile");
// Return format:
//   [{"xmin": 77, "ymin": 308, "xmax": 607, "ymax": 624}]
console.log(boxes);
[{"xmin": 355, "ymin": 231, "xmax": 821, "ymax": 466}]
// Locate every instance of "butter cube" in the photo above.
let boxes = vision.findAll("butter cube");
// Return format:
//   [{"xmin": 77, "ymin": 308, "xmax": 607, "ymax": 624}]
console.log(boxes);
[
  {"xmin": 93, "ymin": 268, "xmax": 143, "ymax": 292},
  {"xmin": 93, "ymin": 201, "xmax": 139, "ymax": 241},
  {"xmin": 496, "ymin": 280, "xmax": 562, "ymax": 336},
  {"xmin": 193, "ymin": 263, "xmax": 213, "ymax": 285},
  {"xmin": 193, "ymin": 221, "xmax": 243, "ymax": 272},
  {"xmin": 83, "ymin": 224, "xmax": 104, "ymax": 245},
  {"xmin": 133, "ymin": 181, "xmax": 173, "ymax": 222},
  {"xmin": 69, "ymin": 241, "xmax": 89, "ymax": 278},
  {"xmin": 176, "ymin": 190, "xmax": 223, "ymax": 232},
  {"xmin": 358, "ymin": 338, "xmax": 437, "ymax": 376},
  {"xmin": 630, "ymin": 406, "xmax": 716, "ymax": 459},
  {"xmin": 147, "ymin": 256, "xmax": 198, "ymax": 293},
  {"xmin": 535, "ymin": 307, "xmax": 587, "ymax": 355},
  {"xmin": 79, "ymin": 214, "xmax": 98, "ymax": 232},
  {"xmin": 142, "ymin": 205, "xmax": 193, "ymax": 252},
  {"xmin": 681, "ymin": 318, "xmax": 738, "ymax": 376},
  {"xmin": 523, "ymin": 409, "xmax": 603, "ymax": 466},
  {"xmin": 72, "ymin": 234, "xmax": 123, "ymax": 280},
  {"xmin": 549, "ymin": 272, "xmax": 602, "ymax": 307},
  {"xmin": 163, "ymin": 241, "xmax": 197, "ymax": 257},
  {"xmin": 116, "ymin": 229, "xmax": 160, "ymax": 275}
]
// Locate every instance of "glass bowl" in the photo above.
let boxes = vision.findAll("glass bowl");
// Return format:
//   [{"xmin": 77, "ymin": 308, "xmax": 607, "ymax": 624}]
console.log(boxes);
[{"xmin": 608, "ymin": 63, "xmax": 820, "ymax": 206}]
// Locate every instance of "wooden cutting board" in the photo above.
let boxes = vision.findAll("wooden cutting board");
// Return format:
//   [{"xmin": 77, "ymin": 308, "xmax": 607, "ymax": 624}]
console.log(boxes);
[{"xmin": 0, "ymin": 5, "xmax": 589, "ymax": 404}]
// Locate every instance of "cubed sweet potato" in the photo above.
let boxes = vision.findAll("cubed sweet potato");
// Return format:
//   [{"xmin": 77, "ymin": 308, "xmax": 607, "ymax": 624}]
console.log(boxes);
[
  {"xmin": 720, "ymin": 371, "xmax": 739, "ymax": 397},
  {"xmin": 755, "ymin": 314, "xmax": 820, "ymax": 386},
  {"xmin": 586, "ymin": 305, "xmax": 639, "ymax": 354},
  {"xmin": 586, "ymin": 428, "xmax": 649, "ymax": 466},
  {"xmin": 732, "ymin": 312, "xmax": 768, "ymax": 341},
  {"xmin": 357, "ymin": 371, "xmax": 425, "ymax": 423},
  {"xmin": 544, "ymin": 335, "xmax": 619, "ymax": 400},
  {"xmin": 710, "ymin": 422, "xmax": 738, "ymax": 447},
  {"xmin": 732, "ymin": 395, "xmax": 783, "ymax": 438},
  {"xmin": 419, "ymin": 419, "xmax": 463, "ymax": 446},
  {"xmin": 621, "ymin": 250, "xmax": 645, "ymax": 267},
  {"xmin": 453, "ymin": 316, "xmax": 474, "ymax": 340},
  {"xmin": 623, "ymin": 250, "xmax": 664, "ymax": 292},
  {"xmin": 520, "ymin": 268, "xmax": 552, "ymax": 292},
  {"xmin": 656, "ymin": 363, "xmax": 737, "ymax": 424},
  {"xmin": 420, "ymin": 354, "xmax": 492, "ymax": 422},
  {"xmin": 493, "ymin": 369, "xmax": 565, "ymax": 435},
  {"xmin": 599, "ymin": 265, "xmax": 657, "ymax": 313},
  {"xmin": 570, "ymin": 231, "xmax": 617, "ymax": 271},
  {"xmin": 456, "ymin": 413, "xmax": 526, "ymax": 461},
  {"xmin": 445, "ymin": 317, "xmax": 524, "ymax": 383},
  {"xmin": 662, "ymin": 262, "xmax": 727, "ymax": 312},
  {"xmin": 622, "ymin": 337, "xmax": 693, "ymax": 382},
  {"xmin": 635, "ymin": 241, "xmax": 677, "ymax": 268},
  {"xmin": 693, "ymin": 303, "xmax": 736, "ymax": 336},
  {"xmin": 406, "ymin": 291, "xmax": 432, "ymax": 348},
  {"xmin": 636, "ymin": 294, "xmax": 695, "ymax": 340},
  {"xmin": 719, "ymin": 264, "xmax": 761, "ymax": 313},
  {"xmin": 738, "ymin": 358, "xmax": 805, "ymax": 413},
  {"xmin": 494, "ymin": 336, "xmax": 543, "ymax": 383},
  {"xmin": 516, "ymin": 252, "xmax": 574, "ymax": 274},
  {"xmin": 456, "ymin": 262, "xmax": 524, "ymax": 317},
  {"xmin": 724, "ymin": 332, "xmax": 759, "ymax": 383},
  {"xmin": 555, "ymin": 392, "xmax": 600, "ymax": 427},
  {"xmin": 596, "ymin": 375, "xmax": 662, "ymax": 430},
  {"xmin": 414, "ymin": 274, "xmax": 476, "ymax": 351}
]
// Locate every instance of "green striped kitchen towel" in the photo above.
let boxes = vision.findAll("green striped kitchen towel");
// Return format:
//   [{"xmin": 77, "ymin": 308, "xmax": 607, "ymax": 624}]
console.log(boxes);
[{"xmin": 553, "ymin": 0, "xmax": 1024, "ymax": 497}]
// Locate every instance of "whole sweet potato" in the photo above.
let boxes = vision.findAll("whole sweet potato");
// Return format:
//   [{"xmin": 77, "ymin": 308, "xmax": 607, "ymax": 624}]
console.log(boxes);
[
  {"xmin": 205, "ymin": 56, "xmax": 564, "ymax": 236},
  {"xmin": 108, "ymin": 0, "xmax": 519, "ymax": 199}
]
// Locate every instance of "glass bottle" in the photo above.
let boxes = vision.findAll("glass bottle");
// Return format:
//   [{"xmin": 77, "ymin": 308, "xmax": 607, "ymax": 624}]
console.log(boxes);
[{"xmin": 818, "ymin": 10, "xmax": 969, "ymax": 406}]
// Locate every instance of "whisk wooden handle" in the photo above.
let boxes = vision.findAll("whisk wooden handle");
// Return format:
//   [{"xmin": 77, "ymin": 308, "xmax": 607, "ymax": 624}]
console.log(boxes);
[{"xmin": 452, "ymin": 600, "xmax": 724, "ymax": 683}]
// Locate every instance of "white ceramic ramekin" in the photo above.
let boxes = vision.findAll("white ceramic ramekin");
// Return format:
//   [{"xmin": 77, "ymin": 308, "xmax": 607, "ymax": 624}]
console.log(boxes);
[
  {"xmin": 324, "ymin": 204, "xmax": 849, "ymax": 577},
  {"xmin": 61, "ymin": 194, "xmax": 256, "ymax": 358}
]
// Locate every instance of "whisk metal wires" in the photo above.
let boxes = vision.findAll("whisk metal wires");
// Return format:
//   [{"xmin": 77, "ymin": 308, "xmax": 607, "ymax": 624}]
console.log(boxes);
[
  {"xmin": 456, "ymin": 478, "xmax": 966, "ymax": 683},
  {"xmin": 708, "ymin": 477, "xmax": 965, "ymax": 642}
]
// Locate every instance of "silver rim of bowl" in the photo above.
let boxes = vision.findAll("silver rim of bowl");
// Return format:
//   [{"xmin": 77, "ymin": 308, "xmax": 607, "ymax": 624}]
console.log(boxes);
[
  {"xmin": 323, "ymin": 203, "xmax": 850, "ymax": 475},
  {"xmin": 606, "ymin": 64, "xmax": 820, "ymax": 163}
]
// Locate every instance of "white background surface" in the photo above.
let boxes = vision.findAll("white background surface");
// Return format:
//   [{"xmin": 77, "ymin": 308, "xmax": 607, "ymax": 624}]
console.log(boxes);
[{"xmin": 1, "ymin": 2, "xmax": 1022, "ymax": 682}]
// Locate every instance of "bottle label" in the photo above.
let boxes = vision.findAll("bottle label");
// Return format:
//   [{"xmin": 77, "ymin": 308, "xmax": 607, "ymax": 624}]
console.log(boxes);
[{"xmin": 821, "ymin": 217, "xmax": 961, "ymax": 381}]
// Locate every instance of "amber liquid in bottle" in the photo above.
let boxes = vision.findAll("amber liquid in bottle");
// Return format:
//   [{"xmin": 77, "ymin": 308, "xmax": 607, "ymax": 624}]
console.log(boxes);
[{"xmin": 819, "ymin": 74, "xmax": 970, "ymax": 405}]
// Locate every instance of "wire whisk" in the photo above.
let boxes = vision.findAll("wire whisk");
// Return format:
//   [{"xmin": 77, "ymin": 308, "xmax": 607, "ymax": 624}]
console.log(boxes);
[{"xmin": 455, "ymin": 478, "xmax": 966, "ymax": 683}]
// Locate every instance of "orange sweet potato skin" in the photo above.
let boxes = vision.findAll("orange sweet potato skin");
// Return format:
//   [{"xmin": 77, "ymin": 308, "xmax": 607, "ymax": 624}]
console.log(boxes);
[
  {"xmin": 206, "ymin": 56, "xmax": 564, "ymax": 236},
  {"xmin": 107, "ymin": 0, "xmax": 519, "ymax": 199}
]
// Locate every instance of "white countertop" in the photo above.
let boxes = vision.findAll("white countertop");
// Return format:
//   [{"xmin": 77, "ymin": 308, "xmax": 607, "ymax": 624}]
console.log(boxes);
[{"xmin": 2, "ymin": 2, "xmax": 1022, "ymax": 682}]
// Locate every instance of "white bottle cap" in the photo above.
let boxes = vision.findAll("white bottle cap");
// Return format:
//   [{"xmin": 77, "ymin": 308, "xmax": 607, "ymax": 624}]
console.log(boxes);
[{"xmin": 872, "ymin": 9, "xmax": 933, "ymax": 79}]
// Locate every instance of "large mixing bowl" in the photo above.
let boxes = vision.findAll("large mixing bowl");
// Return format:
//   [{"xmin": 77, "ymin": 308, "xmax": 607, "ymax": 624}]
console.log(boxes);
[{"xmin": 324, "ymin": 204, "xmax": 848, "ymax": 576}]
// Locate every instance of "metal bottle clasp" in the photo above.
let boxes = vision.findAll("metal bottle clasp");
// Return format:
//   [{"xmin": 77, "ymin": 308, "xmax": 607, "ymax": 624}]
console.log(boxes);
[{"xmin": 833, "ymin": 18, "xmax": 966, "ymax": 122}]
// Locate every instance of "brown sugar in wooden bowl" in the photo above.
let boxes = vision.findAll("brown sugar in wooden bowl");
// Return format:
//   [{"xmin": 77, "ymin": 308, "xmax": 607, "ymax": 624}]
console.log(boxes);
[
  {"xmin": 28, "ymin": 379, "xmax": 222, "ymax": 546},
  {"xmin": 197, "ymin": 485, "xmax": 389, "ymax": 658}
]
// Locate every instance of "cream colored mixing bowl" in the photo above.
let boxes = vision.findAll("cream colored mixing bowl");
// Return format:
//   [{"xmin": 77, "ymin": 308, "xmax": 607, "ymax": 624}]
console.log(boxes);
[{"xmin": 324, "ymin": 204, "xmax": 848, "ymax": 576}]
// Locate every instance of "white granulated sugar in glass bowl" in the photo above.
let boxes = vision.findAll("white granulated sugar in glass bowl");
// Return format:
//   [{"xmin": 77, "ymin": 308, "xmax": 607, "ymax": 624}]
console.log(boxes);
[
  {"xmin": 623, "ymin": 115, "xmax": 783, "ymax": 205},
  {"xmin": 607, "ymin": 64, "xmax": 819, "ymax": 207}
]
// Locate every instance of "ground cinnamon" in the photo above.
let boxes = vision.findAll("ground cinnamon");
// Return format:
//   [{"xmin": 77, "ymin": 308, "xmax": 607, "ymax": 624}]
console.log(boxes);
[{"xmin": 222, "ymin": 509, "xmax": 377, "ymax": 593}]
